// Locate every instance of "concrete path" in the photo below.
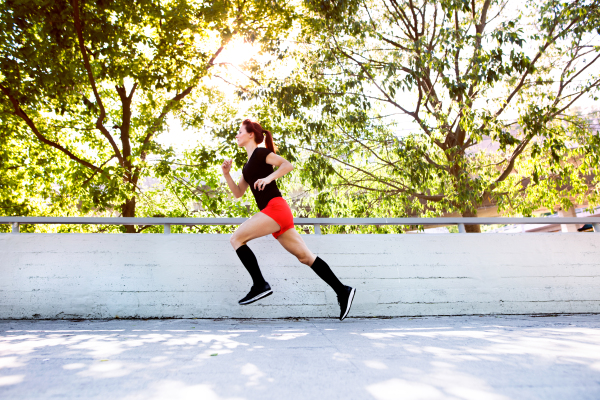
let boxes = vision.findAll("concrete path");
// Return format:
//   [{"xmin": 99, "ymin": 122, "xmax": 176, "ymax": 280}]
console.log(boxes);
[{"xmin": 1, "ymin": 315, "xmax": 599, "ymax": 400}]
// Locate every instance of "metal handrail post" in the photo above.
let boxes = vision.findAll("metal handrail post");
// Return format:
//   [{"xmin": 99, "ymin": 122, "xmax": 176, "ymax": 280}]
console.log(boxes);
[
  {"xmin": 457, "ymin": 223, "xmax": 466, "ymax": 233},
  {"xmin": 11, "ymin": 223, "xmax": 19, "ymax": 233},
  {"xmin": 593, "ymin": 223, "xmax": 600, "ymax": 233},
  {"xmin": 164, "ymin": 224, "xmax": 171, "ymax": 234},
  {"xmin": 314, "ymin": 225, "xmax": 321, "ymax": 235}
]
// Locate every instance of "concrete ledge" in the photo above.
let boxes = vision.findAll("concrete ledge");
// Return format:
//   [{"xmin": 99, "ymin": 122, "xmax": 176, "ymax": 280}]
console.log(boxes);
[{"xmin": 1, "ymin": 233, "xmax": 599, "ymax": 318}]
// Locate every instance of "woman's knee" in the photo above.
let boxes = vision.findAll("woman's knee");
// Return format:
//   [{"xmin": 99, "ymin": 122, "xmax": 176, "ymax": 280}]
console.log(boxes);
[
  {"xmin": 298, "ymin": 253, "xmax": 315, "ymax": 266},
  {"xmin": 230, "ymin": 234, "xmax": 244, "ymax": 249}
]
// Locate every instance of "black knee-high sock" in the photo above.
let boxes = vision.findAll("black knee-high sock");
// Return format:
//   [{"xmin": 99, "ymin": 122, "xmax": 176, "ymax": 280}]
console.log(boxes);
[
  {"xmin": 236, "ymin": 245, "xmax": 267, "ymax": 286},
  {"xmin": 310, "ymin": 256, "xmax": 346, "ymax": 295}
]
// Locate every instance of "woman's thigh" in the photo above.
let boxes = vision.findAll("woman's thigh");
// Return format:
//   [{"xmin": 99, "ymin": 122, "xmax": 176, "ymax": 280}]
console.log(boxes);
[
  {"xmin": 231, "ymin": 212, "xmax": 280, "ymax": 249},
  {"xmin": 276, "ymin": 228, "xmax": 316, "ymax": 266}
]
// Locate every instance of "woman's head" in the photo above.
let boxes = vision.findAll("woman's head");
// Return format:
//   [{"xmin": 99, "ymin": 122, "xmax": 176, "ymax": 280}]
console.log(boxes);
[{"xmin": 236, "ymin": 119, "xmax": 277, "ymax": 153}]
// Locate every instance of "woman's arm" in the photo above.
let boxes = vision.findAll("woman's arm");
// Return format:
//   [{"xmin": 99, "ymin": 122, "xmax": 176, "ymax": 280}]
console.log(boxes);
[
  {"xmin": 253, "ymin": 153, "xmax": 294, "ymax": 191},
  {"xmin": 221, "ymin": 159, "xmax": 249, "ymax": 198}
]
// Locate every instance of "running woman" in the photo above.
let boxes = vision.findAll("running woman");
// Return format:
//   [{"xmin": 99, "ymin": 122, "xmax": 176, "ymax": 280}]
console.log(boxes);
[{"xmin": 221, "ymin": 119, "xmax": 356, "ymax": 321}]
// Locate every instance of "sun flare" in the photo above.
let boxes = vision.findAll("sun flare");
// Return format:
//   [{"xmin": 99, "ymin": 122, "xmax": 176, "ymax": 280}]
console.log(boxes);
[{"xmin": 214, "ymin": 37, "xmax": 260, "ymax": 67}]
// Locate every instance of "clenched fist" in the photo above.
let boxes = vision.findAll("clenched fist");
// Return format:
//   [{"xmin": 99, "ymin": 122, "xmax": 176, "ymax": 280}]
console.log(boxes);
[
  {"xmin": 221, "ymin": 159, "xmax": 233, "ymax": 175},
  {"xmin": 254, "ymin": 177, "xmax": 272, "ymax": 191}
]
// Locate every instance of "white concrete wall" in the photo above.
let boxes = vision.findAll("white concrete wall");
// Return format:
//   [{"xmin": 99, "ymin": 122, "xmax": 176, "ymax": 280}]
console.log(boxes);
[{"xmin": 1, "ymin": 233, "xmax": 599, "ymax": 319}]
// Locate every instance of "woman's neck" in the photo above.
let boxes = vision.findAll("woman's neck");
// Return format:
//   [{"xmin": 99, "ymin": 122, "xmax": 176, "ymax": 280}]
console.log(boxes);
[{"xmin": 245, "ymin": 143, "xmax": 258, "ymax": 158}]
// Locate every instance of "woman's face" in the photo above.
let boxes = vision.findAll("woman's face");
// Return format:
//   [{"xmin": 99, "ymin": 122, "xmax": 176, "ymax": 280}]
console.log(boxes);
[{"xmin": 235, "ymin": 124, "xmax": 253, "ymax": 147}]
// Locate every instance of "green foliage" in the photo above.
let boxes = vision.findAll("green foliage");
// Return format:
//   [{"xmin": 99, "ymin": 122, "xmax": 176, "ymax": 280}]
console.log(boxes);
[
  {"xmin": 248, "ymin": 0, "xmax": 600, "ymax": 231},
  {"xmin": 2, "ymin": 0, "xmax": 599, "ymax": 236},
  {"xmin": 0, "ymin": 0, "xmax": 294, "ymax": 232}
]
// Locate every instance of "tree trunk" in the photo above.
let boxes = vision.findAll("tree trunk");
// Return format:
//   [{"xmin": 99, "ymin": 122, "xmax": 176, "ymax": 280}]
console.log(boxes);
[
  {"xmin": 121, "ymin": 197, "xmax": 137, "ymax": 233},
  {"xmin": 462, "ymin": 208, "xmax": 481, "ymax": 233}
]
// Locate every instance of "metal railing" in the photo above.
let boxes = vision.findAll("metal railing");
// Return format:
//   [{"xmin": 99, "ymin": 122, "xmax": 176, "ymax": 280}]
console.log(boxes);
[{"xmin": 1, "ymin": 216, "xmax": 599, "ymax": 234}]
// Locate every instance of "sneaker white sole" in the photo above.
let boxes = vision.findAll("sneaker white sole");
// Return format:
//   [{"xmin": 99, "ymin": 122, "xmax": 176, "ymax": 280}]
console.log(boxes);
[
  {"xmin": 239, "ymin": 289, "xmax": 273, "ymax": 305},
  {"xmin": 340, "ymin": 288, "xmax": 356, "ymax": 321}
]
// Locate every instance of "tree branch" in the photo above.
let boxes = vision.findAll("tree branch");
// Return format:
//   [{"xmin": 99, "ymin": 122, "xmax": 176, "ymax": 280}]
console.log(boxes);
[
  {"xmin": 82, "ymin": 155, "xmax": 116, "ymax": 186},
  {"xmin": 486, "ymin": 12, "xmax": 585, "ymax": 124},
  {"xmin": 115, "ymin": 83, "xmax": 137, "ymax": 167},
  {"xmin": 490, "ymin": 135, "xmax": 534, "ymax": 189},
  {"xmin": 71, "ymin": 0, "xmax": 124, "ymax": 166},
  {"xmin": 0, "ymin": 84, "xmax": 109, "ymax": 178}
]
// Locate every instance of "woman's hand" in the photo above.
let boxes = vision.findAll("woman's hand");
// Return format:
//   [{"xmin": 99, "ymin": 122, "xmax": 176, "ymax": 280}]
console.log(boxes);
[
  {"xmin": 221, "ymin": 159, "xmax": 233, "ymax": 175},
  {"xmin": 254, "ymin": 177, "xmax": 273, "ymax": 191}
]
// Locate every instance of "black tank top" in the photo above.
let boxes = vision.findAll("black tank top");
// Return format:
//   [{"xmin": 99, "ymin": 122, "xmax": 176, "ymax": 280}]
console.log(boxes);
[{"xmin": 242, "ymin": 147, "xmax": 283, "ymax": 210}]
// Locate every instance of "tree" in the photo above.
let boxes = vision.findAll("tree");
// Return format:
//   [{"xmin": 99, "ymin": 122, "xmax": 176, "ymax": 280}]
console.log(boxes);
[
  {"xmin": 259, "ymin": 0, "xmax": 600, "ymax": 232},
  {"xmin": 0, "ymin": 0, "xmax": 292, "ymax": 232}
]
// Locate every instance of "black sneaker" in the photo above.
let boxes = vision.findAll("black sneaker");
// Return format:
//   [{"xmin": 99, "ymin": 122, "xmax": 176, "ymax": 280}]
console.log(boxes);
[
  {"xmin": 238, "ymin": 282, "xmax": 273, "ymax": 305},
  {"xmin": 337, "ymin": 286, "xmax": 356, "ymax": 321}
]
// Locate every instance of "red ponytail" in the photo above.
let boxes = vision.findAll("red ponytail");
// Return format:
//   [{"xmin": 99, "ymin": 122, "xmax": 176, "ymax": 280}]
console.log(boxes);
[{"xmin": 242, "ymin": 119, "xmax": 277, "ymax": 153}]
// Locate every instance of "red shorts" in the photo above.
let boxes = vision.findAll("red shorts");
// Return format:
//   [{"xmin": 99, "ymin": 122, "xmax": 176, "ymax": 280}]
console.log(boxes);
[{"xmin": 261, "ymin": 197, "xmax": 294, "ymax": 239}]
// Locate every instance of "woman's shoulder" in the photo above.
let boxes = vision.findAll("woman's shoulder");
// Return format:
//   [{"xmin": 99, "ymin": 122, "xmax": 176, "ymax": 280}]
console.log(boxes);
[{"xmin": 255, "ymin": 147, "xmax": 273, "ymax": 158}]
